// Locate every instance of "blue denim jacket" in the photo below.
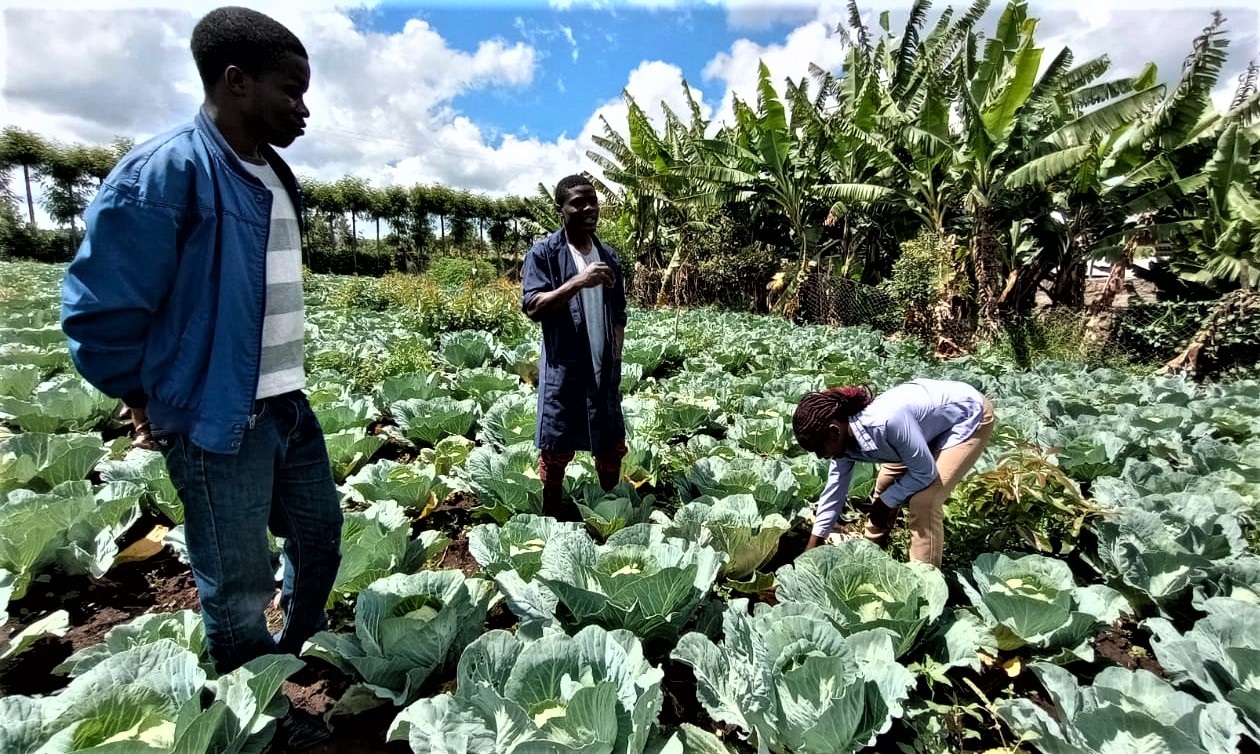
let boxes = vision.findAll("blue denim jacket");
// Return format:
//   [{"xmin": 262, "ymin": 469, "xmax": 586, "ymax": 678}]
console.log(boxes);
[{"xmin": 61, "ymin": 108, "xmax": 303, "ymax": 455}]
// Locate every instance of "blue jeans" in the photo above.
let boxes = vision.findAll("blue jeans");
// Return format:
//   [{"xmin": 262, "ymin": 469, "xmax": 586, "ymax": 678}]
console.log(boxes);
[{"xmin": 157, "ymin": 391, "xmax": 343, "ymax": 673}]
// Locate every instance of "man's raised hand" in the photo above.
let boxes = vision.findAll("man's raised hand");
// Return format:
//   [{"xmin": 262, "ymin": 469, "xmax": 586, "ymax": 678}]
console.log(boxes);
[{"xmin": 576, "ymin": 262, "xmax": 614, "ymax": 288}]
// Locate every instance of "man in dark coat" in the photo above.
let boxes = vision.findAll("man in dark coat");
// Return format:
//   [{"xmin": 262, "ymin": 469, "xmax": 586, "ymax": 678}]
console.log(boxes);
[{"xmin": 521, "ymin": 174, "xmax": 628, "ymax": 519}]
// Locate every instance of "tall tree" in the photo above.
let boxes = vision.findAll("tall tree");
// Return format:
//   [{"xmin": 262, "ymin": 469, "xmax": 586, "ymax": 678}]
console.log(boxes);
[
  {"xmin": 42, "ymin": 142, "xmax": 97, "ymax": 244},
  {"xmin": 0, "ymin": 127, "xmax": 49, "ymax": 226}
]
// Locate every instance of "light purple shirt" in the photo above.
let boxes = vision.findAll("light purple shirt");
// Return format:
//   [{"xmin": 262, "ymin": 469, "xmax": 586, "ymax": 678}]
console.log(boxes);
[{"xmin": 812, "ymin": 379, "xmax": 987, "ymax": 538}]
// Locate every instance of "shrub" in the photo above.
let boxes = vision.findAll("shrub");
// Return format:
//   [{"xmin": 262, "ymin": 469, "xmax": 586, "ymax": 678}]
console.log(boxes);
[{"xmin": 425, "ymin": 256, "xmax": 496, "ymax": 289}]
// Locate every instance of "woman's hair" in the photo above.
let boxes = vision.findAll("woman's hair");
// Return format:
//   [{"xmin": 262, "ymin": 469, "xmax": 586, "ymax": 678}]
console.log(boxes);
[{"xmin": 791, "ymin": 385, "xmax": 874, "ymax": 451}]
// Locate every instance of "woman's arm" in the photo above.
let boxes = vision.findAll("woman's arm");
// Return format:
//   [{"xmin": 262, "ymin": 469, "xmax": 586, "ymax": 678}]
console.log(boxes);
[
  {"xmin": 877, "ymin": 410, "xmax": 938, "ymax": 508},
  {"xmin": 807, "ymin": 458, "xmax": 855, "ymax": 548}
]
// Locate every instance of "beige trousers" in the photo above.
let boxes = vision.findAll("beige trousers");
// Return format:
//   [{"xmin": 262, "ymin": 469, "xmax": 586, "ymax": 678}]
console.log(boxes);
[{"xmin": 863, "ymin": 398, "xmax": 995, "ymax": 567}]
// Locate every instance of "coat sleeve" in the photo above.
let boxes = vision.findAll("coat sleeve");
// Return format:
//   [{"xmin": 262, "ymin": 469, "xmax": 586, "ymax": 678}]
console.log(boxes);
[
  {"xmin": 61, "ymin": 183, "xmax": 181, "ymax": 408},
  {"xmin": 878, "ymin": 410, "xmax": 939, "ymax": 508},
  {"xmin": 521, "ymin": 243, "xmax": 554, "ymax": 315},
  {"xmin": 607, "ymin": 246, "xmax": 628, "ymax": 327}
]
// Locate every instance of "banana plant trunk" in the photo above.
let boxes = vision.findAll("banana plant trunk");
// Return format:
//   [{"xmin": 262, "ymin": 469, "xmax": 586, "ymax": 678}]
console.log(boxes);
[
  {"xmin": 1082, "ymin": 245, "xmax": 1133, "ymax": 350},
  {"xmin": 656, "ymin": 244, "xmax": 685, "ymax": 308},
  {"xmin": 1050, "ymin": 259, "xmax": 1086, "ymax": 310},
  {"xmin": 970, "ymin": 209, "xmax": 1005, "ymax": 339}
]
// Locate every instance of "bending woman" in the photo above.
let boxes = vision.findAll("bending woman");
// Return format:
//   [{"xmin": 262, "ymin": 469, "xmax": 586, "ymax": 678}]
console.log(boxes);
[{"xmin": 791, "ymin": 379, "xmax": 995, "ymax": 567}]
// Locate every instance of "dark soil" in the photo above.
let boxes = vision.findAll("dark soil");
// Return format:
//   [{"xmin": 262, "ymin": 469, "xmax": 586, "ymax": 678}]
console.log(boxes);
[
  {"xmin": 308, "ymin": 705, "xmax": 411, "ymax": 754},
  {"xmin": 0, "ymin": 551, "xmax": 198, "ymax": 696},
  {"xmin": 431, "ymin": 529, "xmax": 481, "ymax": 577},
  {"xmin": 485, "ymin": 601, "xmax": 517, "ymax": 632},
  {"xmin": 283, "ymin": 657, "xmax": 408, "ymax": 753},
  {"xmin": 1093, "ymin": 616, "xmax": 1165, "ymax": 677},
  {"xmin": 658, "ymin": 657, "xmax": 741, "ymax": 742},
  {"xmin": 422, "ymin": 491, "xmax": 478, "ymax": 535},
  {"xmin": 285, "ymin": 658, "xmax": 353, "ymax": 718},
  {"xmin": 761, "ymin": 527, "xmax": 808, "ymax": 574},
  {"xmin": 421, "ymin": 491, "xmax": 482, "ymax": 578}
]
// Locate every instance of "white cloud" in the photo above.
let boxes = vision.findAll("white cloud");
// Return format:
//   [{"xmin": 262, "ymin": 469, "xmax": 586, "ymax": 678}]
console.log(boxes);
[
  {"xmin": 1, "ymin": 6, "xmax": 547, "ymax": 197},
  {"xmin": 560, "ymin": 24, "xmax": 579, "ymax": 61},
  {"xmin": 579, "ymin": 60, "xmax": 712, "ymax": 146},
  {"xmin": 4, "ymin": 0, "xmax": 1258, "ymax": 234},
  {"xmin": 721, "ymin": 0, "xmax": 820, "ymax": 30},
  {"xmin": 702, "ymin": 18, "xmax": 849, "ymax": 127}
]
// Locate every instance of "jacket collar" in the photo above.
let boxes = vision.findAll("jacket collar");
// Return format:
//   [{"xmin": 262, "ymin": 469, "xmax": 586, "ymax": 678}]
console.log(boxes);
[
  {"xmin": 195, "ymin": 106, "xmax": 264, "ymax": 185},
  {"xmin": 543, "ymin": 226, "xmax": 608, "ymax": 260},
  {"xmin": 194, "ymin": 106, "xmax": 304, "ymax": 221},
  {"xmin": 849, "ymin": 415, "xmax": 878, "ymax": 453}
]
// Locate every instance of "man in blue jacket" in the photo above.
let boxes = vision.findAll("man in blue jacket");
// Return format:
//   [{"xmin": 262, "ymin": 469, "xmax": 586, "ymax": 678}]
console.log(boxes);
[
  {"xmin": 522, "ymin": 175, "xmax": 628, "ymax": 519},
  {"xmin": 61, "ymin": 9, "xmax": 340, "ymax": 743}
]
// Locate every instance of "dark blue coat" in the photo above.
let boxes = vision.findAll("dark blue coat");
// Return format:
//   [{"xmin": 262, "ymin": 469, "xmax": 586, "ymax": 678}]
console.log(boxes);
[{"xmin": 521, "ymin": 228, "xmax": 627, "ymax": 453}]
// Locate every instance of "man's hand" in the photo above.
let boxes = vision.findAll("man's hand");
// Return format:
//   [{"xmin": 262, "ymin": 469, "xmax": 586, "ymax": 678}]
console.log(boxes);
[
  {"xmin": 575, "ymin": 262, "xmax": 614, "ymax": 289},
  {"xmin": 122, "ymin": 404, "xmax": 156, "ymax": 450}
]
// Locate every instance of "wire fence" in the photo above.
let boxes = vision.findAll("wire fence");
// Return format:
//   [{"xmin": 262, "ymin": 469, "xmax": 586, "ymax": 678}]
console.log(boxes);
[
  {"xmin": 630, "ymin": 258, "xmax": 1228, "ymax": 372},
  {"xmin": 792, "ymin": 270, "xmax": 1218, "ymax": 369}
]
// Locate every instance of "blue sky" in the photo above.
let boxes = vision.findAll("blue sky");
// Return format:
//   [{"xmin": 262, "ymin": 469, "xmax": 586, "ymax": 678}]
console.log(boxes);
[
  {"xmin": 1, "ymin": 0, "xmax": 1257, "ymax": 208},
  {"xmin": 350, "ymin": 4, "xmax": 799, "ymax": 142}
]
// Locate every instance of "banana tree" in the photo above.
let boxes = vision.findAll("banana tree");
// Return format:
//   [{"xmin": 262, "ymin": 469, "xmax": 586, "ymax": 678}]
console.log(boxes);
[
  {"xmin": 1000, "ymin": 61, "xmax": 1166, "ymax": 311},
  {"xmin": 677, "ymin": 61, "xmax": 857, "ymax": 311},
  {"xmin": 588, "ymin": 89, "xmax": 710, "ymax": 305}
]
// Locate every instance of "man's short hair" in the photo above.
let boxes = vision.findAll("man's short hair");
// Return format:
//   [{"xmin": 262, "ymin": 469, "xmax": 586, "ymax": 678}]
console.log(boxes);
[
  {"xmin": 554, "ymin": 174, "xmax": 594, "ymax": 206},
  {"xmin": 191, "ymin": 6, "xmax": 308, "ymax": 91}
]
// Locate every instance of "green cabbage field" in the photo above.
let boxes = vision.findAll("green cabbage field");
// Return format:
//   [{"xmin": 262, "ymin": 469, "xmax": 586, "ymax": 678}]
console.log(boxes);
[{"xmin": 1, "ymin": 260, "xmax": 1258, "ymax": 754}]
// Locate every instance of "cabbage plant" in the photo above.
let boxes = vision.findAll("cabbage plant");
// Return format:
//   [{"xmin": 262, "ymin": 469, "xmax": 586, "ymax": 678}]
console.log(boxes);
[
  {"xmin": 0, "ymin": 639, "xmax": 302, "ymax": 754},
  {"xmin": 672, "ymin": 599, "xmax": 916, "ymax": 754},
  {"xmin": 390, "ymin": 396, "xmax": 478, "ymax": 447},
  {"xmin": 345, "ymin": 458, "xmax": 451, "ymax": 515},
  {"xmin": 458, "ymin": 442, "xmax": 542, "ymax": 523},
  {"xmin": 576, "ymin": 482, "xmax": 657, "ymax": 540},
  {"xmin": 996, "ymin": 662, "xmax": 1243, "ymax": 754},
  {"xmin": 1083, "ymin": 487, "xmax": 1251, "ymax": 615},
  {"xmin": 388, "ymin": 624, "xmax": 664, "ymax": 754},
  {"xmin": 328, "ymin": 501, "xmax": 450, "ymax": 607},
  {"xmin": 662, "ymin": 494, "xmax": 789, "ymax": 581},
  {"xmin": 0, "ymin": 432, "xmax": 108, "ymax": 494},
  {"xmin": 480, "ymin": 391, "xmax": 537, "ymax": 449},
  {"xmin": 468, "ymin": 514, "xmax": 584, "ymax": 580},
  {"xmin": 680, "ymin": 455, "xmax": 804, "ymax": 519},
  {"xmin": 56, "ymin": 609, "xmax": 210, "ymax": 678},
  {"xmin": 0, "ymin": 480, "xmax": 143, "ymax": 617},
  {"xmin": 774, "ymin": 539, "xmax": 948, "ymax": 657},
  {"xmin": 98, "ymin": 448, "xmax": 182, "ymax": 523},
  {"xmin": 305, "ymin": 570, "xmax": 496, "ymax": 709},
  {"xmin": 959, "ymin": 551, "xmax": 1128, "ymax": 663},
  {"xmin": 495, "ymin": 526, "xmax": 723, "ymax": 645},
  {"xmin": 1147, "ymin": 597, "xmax": 1260, "ymax": 741}
]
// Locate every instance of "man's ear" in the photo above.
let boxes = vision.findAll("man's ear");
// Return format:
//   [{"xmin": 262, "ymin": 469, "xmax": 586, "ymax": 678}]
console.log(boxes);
[{"xmin": 224, "ymin": 65, "xmax": 251, "ymax": 97}]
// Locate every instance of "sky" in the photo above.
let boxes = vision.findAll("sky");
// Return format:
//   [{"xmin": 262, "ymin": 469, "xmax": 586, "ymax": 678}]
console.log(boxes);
[{"xmin": 2, "ymin": 0, "xmax": 1258, "ymax": 223}]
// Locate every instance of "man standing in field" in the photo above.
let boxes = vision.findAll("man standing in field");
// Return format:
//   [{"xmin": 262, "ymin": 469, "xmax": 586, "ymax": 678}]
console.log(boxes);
[
  {"xmin": 521, "ymin": 175, "xmax": 629, "ymax": 519},
  {"xmin": 61, "ymin": 7, "xmax": 338, "ymax": 748}
]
